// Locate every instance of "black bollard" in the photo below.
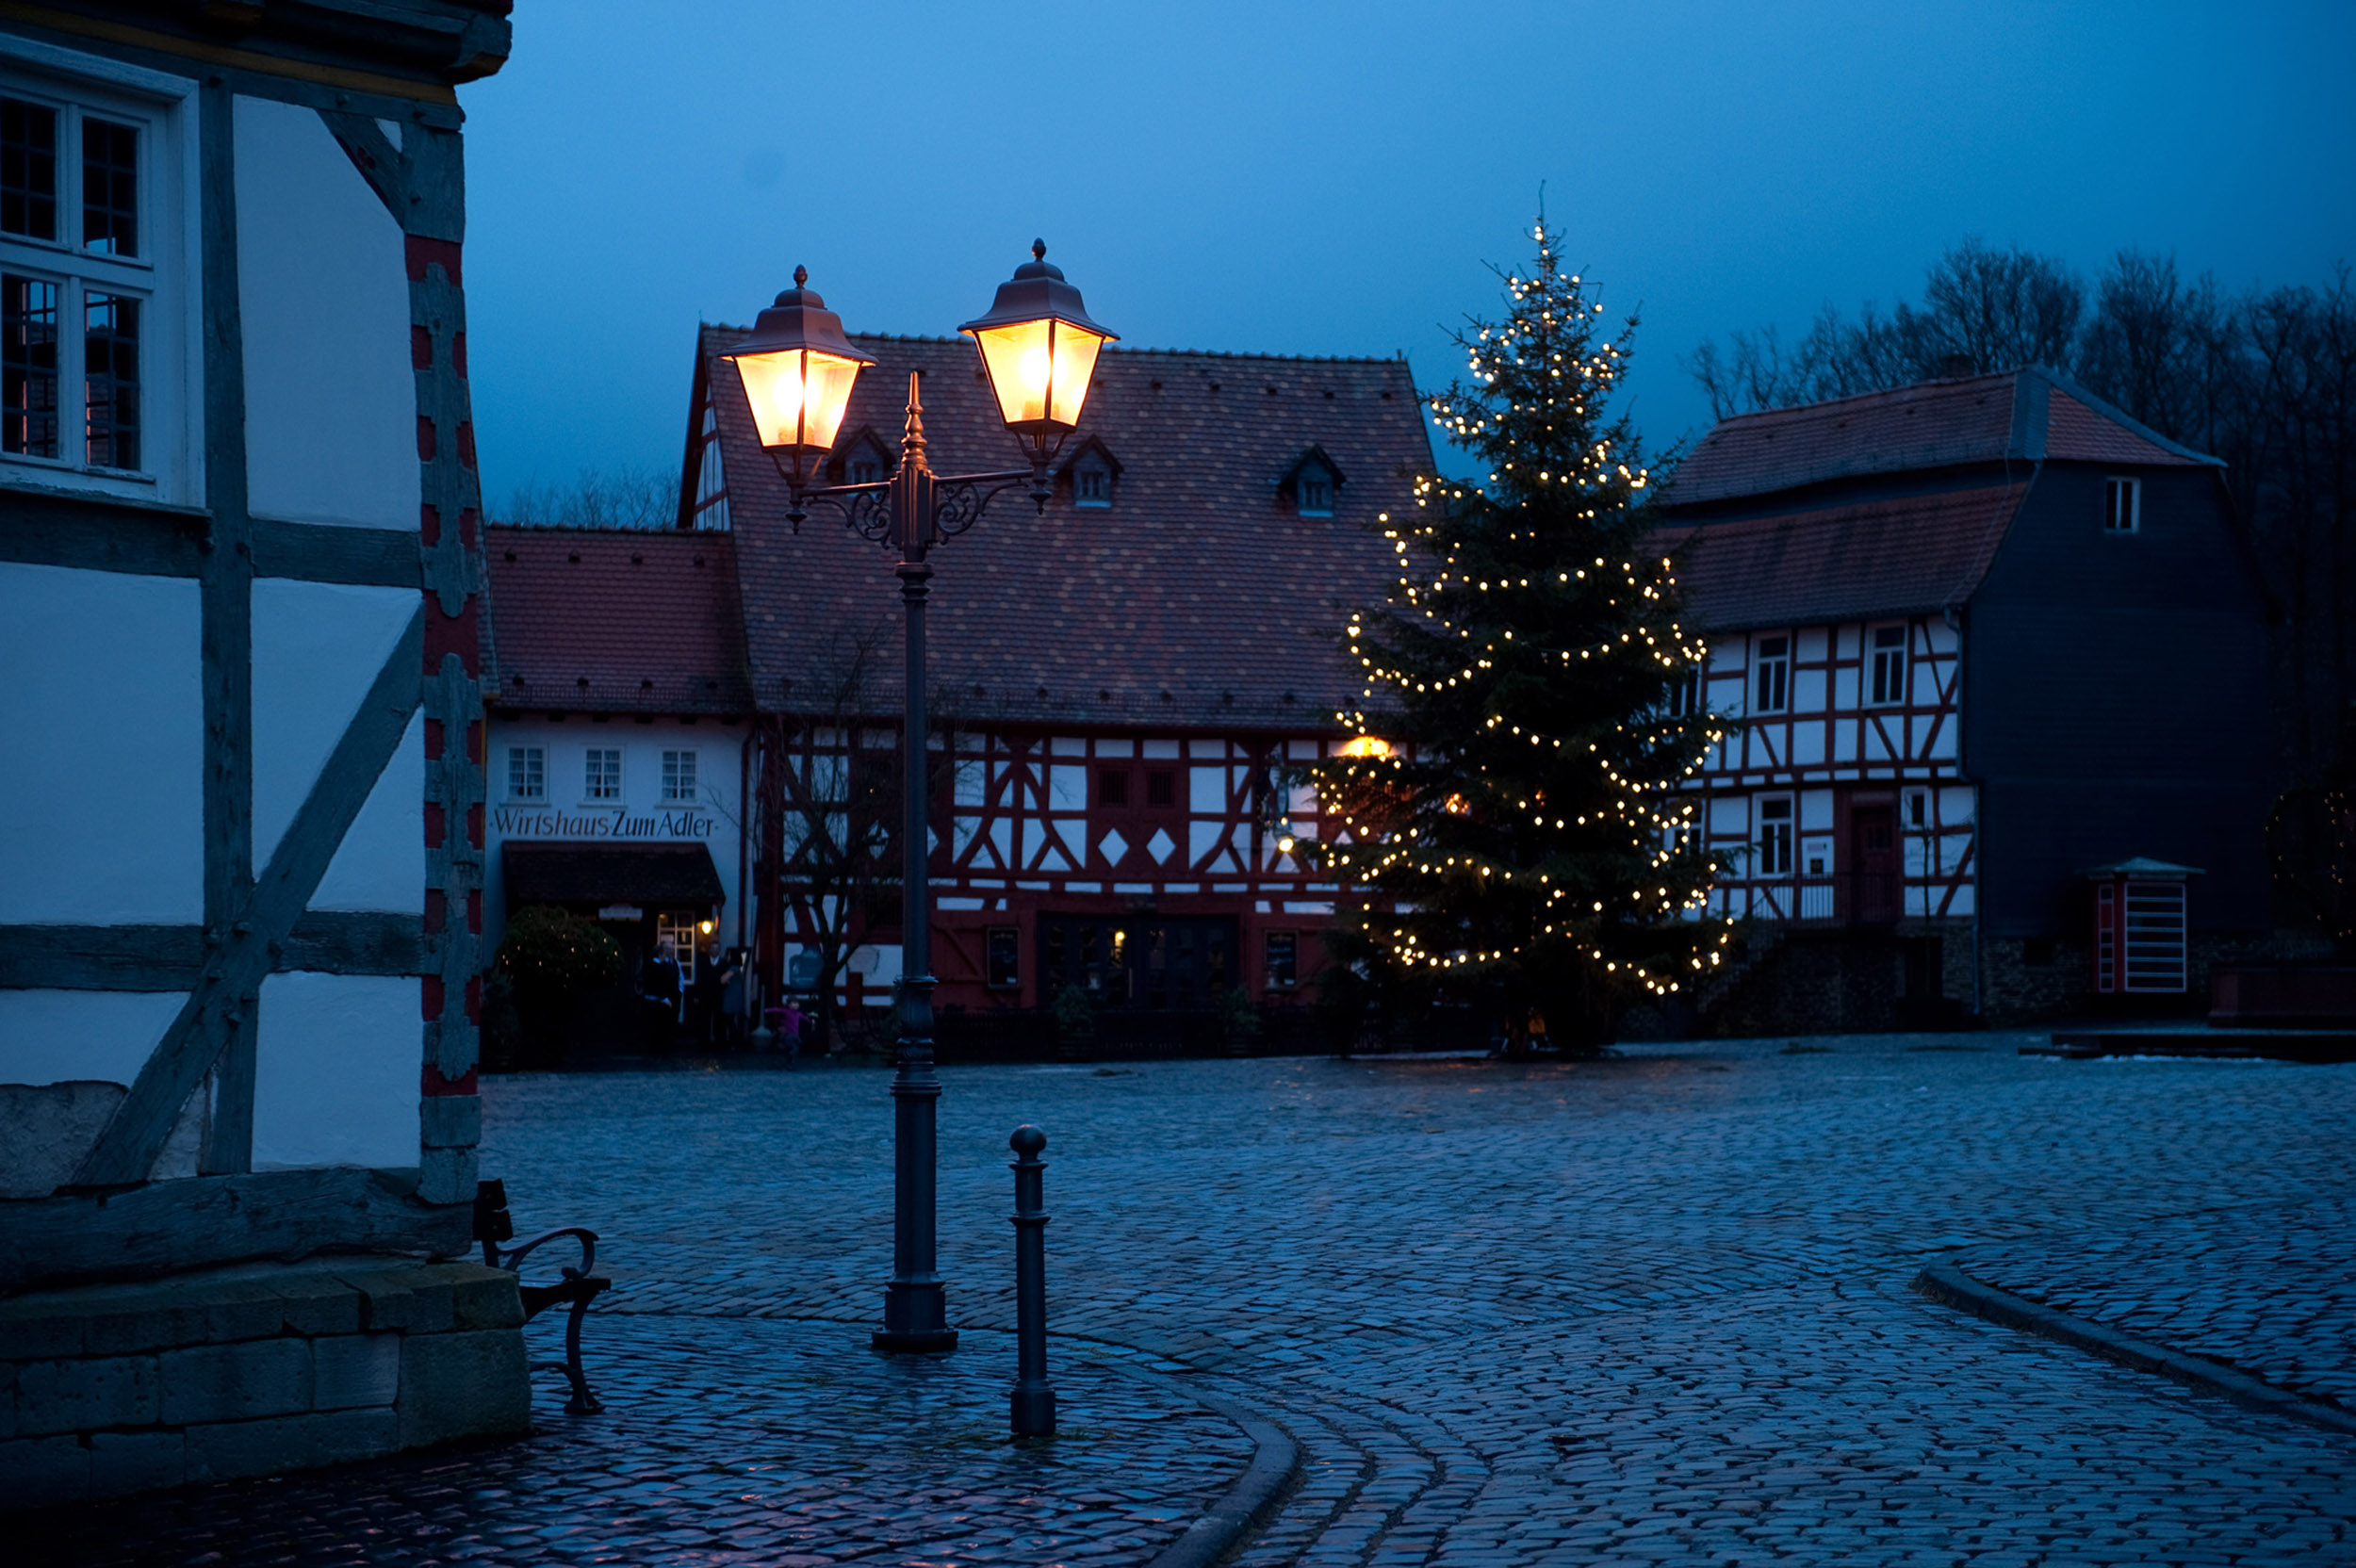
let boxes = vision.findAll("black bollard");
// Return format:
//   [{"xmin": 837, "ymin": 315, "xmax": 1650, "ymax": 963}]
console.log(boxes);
[{"xmin": 1008, "ymin": 1124, "xmax": 1055, "ymax": 1438}]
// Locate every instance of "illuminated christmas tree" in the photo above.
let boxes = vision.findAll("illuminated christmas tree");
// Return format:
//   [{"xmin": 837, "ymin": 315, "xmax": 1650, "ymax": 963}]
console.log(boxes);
[{"xmin": 1308, "ymin": 220, "xmax": 1730, "ymax": 1052}]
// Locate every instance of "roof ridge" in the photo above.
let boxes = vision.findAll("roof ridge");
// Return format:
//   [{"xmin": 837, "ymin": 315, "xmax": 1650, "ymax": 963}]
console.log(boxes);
[
  {"xmin": 1712, "ymin": 368, "xmax": 2021, "ymax": 426},
  {"xmin": 701, "ymin": 321, "xmax": 1410, "ymax": 367},
  {"xmin": 2028, "ymin": 365, "xmax": 2224, "ymax": 466}
]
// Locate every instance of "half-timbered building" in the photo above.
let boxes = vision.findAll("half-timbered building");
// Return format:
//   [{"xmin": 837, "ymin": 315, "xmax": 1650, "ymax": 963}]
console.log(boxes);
[
  {"xmin": 0, "ymin": 1, "xmax": 518, "ymax": 1502},
  {"xmin": 1658, "ymin": 367, "xmax": 2273, "ymax": 1028},
  {"xmin": 684, "ymin": 329, "xmax": 1430, "ymax": 1036}
]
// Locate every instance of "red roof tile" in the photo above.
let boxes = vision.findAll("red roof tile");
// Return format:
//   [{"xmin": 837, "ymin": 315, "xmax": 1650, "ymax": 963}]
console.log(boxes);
[
  {"xmin": 1665, "ymin": 368, "xmax": 2215, "ymax": 507},
  {"xmin": 484, "ymin": 527, "xmax": 752, "ymax": 713},
  {"xmin": 706, "ymin": 330, "xmax": 1432, "ymax": 730},
  {"xmin": 1657, "ymin": 483, "xmax": 2029, "ymax": 632}
]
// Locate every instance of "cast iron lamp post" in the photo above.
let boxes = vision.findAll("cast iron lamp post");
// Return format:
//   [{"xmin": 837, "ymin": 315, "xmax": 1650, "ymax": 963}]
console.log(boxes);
[{"xmin": 723, "ymin": 243, "xmax": 1115, "ymax": 1354}]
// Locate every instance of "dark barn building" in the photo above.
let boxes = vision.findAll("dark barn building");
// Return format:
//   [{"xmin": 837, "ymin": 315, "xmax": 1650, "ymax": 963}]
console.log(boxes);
[{"xmin": 1660, "ymin": 368, "xmax": 2273, "ymax": 1028}]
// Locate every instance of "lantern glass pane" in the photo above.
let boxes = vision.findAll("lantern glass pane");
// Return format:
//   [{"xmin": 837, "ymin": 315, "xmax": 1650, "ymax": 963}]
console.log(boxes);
[
  {"xmin": 733, "ymin": 347, "xmax": 810, "ymax": 449},
  {"xmin": 973, "ymin": 318, "xmax": 1053, "ymax": 427},
  {"xmin": 799, "ymin": 351, "xmax": 863, "ymax": 452},
  {"xmin": 1048, "ymin": 322, "xmax": 1104, "ymax": 427}
]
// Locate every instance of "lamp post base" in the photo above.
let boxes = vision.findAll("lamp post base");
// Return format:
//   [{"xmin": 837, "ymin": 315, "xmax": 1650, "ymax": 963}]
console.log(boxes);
[
  {"xmin": 873, "ymin": 1278, "xmax": 957, "ymax": 1355},
  {"xmin": 871, "ymin": 1327, "xmax": 960, "ymax": 1354}
]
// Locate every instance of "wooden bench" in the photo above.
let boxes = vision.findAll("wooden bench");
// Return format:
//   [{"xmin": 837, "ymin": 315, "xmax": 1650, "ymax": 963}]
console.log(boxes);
[{"xmin": 471, "ymin": 1179, "xmax": 610, "ymax": 1414}]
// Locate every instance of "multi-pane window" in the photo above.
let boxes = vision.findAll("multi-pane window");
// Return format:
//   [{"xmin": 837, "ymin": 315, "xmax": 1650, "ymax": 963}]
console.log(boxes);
[
  {"xmin": 986, "ymin": 926, "xmax": 1020, "ymax": 989},
  {"xmin": 1298, "ymin": 472, "xmax": 1333, "ymax": 515},
  {"xmin": 1869, "ymin": 625, "xmax": 1907, "ymax": 706},
  {"xmin": 507, "ymin": 745, "xmax": 546, "ymax": 802},
  {"xmin": 1074, "ymin": 465, "xmax": 1110, "ymax": 507},
  {"xmin": 2103, "ymin": 476, "xmax": 2140, "ymax": 533},
  {"xmin": 1756, "ymin": 796, "xmax": 1793, "ymax": 877},
  {"xmin": 662, "ymin": 748, "xmax": 698, "ymax": 803},
  {"xmin": 1098, "ymin": 768, "xmax": 1130, "ymax": 808},
  {"xmin": 1144, "ymin": 769, "xmax": 1176, "ymax": 808},
  {"xmin": 1751, "ymin": 634, "xmax": 1790, "ymax": 714},
  {"xmin": 1666, "ymin": 662, "xmax": 1704, "ymax": 718},
  {"xmin": 584, "ymin": 746, "xmax": 621, "ymax": 801},
  {"xmin": 1, "ymin": 85, "xmax": 152, "ymax": 473},
  {"xmin": 1265, "ymin": 931, "xmax": 1299, "ymax": 989},
  {"xmin": 848, "ymin": 457, "xmax": 881, "ymax": 483}
]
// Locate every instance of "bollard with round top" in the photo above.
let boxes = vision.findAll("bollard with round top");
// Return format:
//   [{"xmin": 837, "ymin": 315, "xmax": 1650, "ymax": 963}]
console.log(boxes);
[{"xmin": 1008, "ymin": 1123, "xmax": 1055, "ymax": 1438}]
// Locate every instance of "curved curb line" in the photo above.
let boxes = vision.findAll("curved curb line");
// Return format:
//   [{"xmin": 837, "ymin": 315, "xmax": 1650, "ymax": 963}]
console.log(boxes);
[
  {"xmin": 1912, "ymin": 1261, "xmax": 2356, "ymax": 1439},
  {"xmin": 1137, "ymin": 1383, "xmax": 1299, "ymax": 1568}
]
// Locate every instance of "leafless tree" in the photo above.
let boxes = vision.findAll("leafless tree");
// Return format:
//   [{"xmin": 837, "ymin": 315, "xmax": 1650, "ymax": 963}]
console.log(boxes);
[{"xmin": 493, "ymin": 463, "xmax": 682, "ymax": 531}]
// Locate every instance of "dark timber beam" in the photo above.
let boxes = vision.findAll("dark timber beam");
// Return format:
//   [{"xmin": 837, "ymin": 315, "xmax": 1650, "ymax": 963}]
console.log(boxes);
[
  {"xmin": 0, "ymin": 484, "xmax": 207, "ymax": 577},
  {"xmin": 0, "ymin": 915, "xmax": 429, "ymax": 990}
]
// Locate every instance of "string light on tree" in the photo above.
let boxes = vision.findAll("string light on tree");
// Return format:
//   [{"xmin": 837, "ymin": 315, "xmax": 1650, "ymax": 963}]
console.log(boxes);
[{"xmin": 1302, "ymin": 218, "xmax": 1732, "ymax": 1050}]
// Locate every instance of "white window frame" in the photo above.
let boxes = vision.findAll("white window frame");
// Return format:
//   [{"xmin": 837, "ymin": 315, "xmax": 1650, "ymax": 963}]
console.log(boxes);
[
  {"xmin": 0, "ymin": 39, "xmax": 197, "ymax": 504},
  {"xmin": 2103, "ymin": 475, "xmax": 2140, "ymax": 534},
  {"xmin": 1297, "ymin": 468, "xmax": 1333, "ymax": 517},
  {"xmin": 1073, "ymin": 462, "xmax": 1111, "ymax": 508},
  {"xmin": 507, "ymin": 744, "xmax": 545, "ymax": 803},
  {"xmin": 1751, "ymin": 633, "xmax": 1791, "ymax": 715},
  {"xmin": 1756, "ymin": 794, "xmax": 1794, "ymax": 878},
  {"xmin": 1868, "ymin": 623, "xmax": 1908, "ymax": 707},
  {"xmin": 583, "ymin": 745, "xmax": 622, "ymax": 802},
  {"xmin": 662, "ymin": 747, "xmax": 698, "ymax": 804}
]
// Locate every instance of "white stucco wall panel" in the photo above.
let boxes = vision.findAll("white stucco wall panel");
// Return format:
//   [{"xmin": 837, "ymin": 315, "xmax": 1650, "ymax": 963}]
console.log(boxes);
[
  {"xmin": 252, "ymin": 578, "xmax": 417, "ymax": 875},
  {"xmin": 235, "ymin": 95, "xmax": 418, "ymax": 531},
  {"xmin": 0, "ymin": 989, "xmax": 187, "ymax": 1087},
  {"xmin": 310, "ymin": 710, "xmax": 423, "ymax": 911},
  {"xmin": 253, "ymin": 972, "xmax": 414, "ymax": 1169},
  {"xmin": 0, "ymin": 564, "xmax": 202, "ymax": 922}
]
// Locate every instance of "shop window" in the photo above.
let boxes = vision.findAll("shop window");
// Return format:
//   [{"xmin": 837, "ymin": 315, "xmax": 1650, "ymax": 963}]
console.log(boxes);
[
  {"xmin": 585, "ymin": 746, "xmax": 621, "ymax": 801},
  {"xmin": 987, "ymin": 925, "xmax": 1020, "ymax": 989},
  {"xmin": 1751, "ymin": 635, "xmax": 1789, "ymax": 714},
  {"xmin": 507, "ymin": 745, "xmax": 545, "ymax": 802},
  {"xmin": 1870, "ymin": 625, "xmax": 1907, "ymax": 706},
  {"xmin": 1265, "ymin": 930, "xmax": 1299, "ymax": 989},
  {"xmin": 662, "ymin": 747, "xmax": 698, "ymax": 803}
]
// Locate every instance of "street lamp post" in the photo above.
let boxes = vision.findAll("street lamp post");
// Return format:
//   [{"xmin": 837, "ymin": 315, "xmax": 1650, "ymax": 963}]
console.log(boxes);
[{"xmin": 723, "ymin": 243, "xmax": 1114, "ymax": 1354}]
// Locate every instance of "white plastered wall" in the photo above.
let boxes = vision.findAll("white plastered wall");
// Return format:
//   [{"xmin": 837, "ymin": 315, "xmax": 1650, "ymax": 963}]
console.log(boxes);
[
  {"xmin": 0, "ymin": 989, "xmax": 186, "ymax": 1087},
  {"xmin": 251, "ymin": 578, "xmax": 418, "ymax": 876},
  {"xmin": 253, "ymin": 972, "xmax": 415, "ymax": 1168},
  {"xmin": 235, "ymin": 95, "xmax": 418, "ymax": 531},
  {"xmin": 0, "ymin": 564, "xmax": 203, "ymax": 923}
]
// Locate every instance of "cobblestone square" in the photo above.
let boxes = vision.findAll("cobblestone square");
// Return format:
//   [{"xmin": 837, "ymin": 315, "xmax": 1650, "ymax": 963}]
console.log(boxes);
[{"xmin": 24, "ymin": 1033, "xmax": 2354, "ymax": 1565}]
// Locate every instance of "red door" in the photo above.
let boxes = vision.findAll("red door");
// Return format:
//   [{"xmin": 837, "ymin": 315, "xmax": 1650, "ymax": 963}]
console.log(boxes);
[{"xmin": 1852, "ymin": 806, "xmax": 1898, "ymax": 924}]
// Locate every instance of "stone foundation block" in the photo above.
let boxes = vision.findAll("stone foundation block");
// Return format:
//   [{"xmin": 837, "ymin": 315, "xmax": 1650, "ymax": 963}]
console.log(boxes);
[
  {"xmin": 339, "ymin": 1264, "xmax": 455, "ymax": 1334},
  {"xmin": 313, "ymin": 1333, "xmax": 401, "ymax": 1411},
  {"xmin": 0, "ymin": 1434, "xmax": 88, "ymax": 1509},
  {"xmin": 186, "ymin": 1407, "xmax": 401, "ymax": 1483},
  {"xmin": 417, "ymin": 1147, "xmax": 478, "ymax": 1206},
  {"xmin": 0, "ymin": 1300, "xmax": 83, "ymax": 1362},
  {"xmin": 14, "ymin": 1354, "xmax": 157, "ymax": 1435},
  {"xmin": 447, "ymin": 1263, "xmax": 526, "ymax": 1331},
  {"xmin": 398, "ymin": 1328, "xmax": 530, "ymax": 1448},
  {"xmin": 159, "ymin": 1337, "xmax": 312, "ymax": 1426},
  {"xmin": 89, "ymin": 1429, "xmax": 187, "ymax": 1498}
]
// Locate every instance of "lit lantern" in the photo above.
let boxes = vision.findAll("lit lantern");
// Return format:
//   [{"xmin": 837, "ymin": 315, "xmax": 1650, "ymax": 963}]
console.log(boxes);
[
  {"xmin": 720, "ymin": 267, "xmax": 875, "ymax": 477},
  {"xmin": 959, "ymin": 240, "xmax": 1117, "ymax": 454}
]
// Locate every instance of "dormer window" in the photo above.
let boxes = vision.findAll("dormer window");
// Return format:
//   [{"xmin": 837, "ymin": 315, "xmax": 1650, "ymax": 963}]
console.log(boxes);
[
  {"xmin": 831, "ymin": 428, "xmax": 893, "ymax": 487},
  {"xmin": 1280, "ymin": 444, "xmax": 1348, "ymax": 518},
  {"xmin": 1058, "ymin": 435, "xmax": 1121, "ymax": 510}
]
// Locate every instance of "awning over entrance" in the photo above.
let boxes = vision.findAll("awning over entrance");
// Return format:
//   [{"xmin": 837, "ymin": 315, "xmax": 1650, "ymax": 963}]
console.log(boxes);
[{"xmin": 502, "ymin": 842, "xmax": 726, "ymax": 907}]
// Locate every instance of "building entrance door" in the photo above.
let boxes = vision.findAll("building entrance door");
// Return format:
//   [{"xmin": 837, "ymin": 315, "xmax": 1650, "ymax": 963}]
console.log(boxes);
[{"xmin": 1852, "ymin": 805, "xmax": 1898, "ymax": 924}]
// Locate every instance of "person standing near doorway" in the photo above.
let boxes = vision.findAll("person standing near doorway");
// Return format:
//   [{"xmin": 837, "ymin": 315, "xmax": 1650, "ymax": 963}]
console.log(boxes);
[{"xmin": 646, "ymin": 939, "xmax": 683, "ymax": 1053}]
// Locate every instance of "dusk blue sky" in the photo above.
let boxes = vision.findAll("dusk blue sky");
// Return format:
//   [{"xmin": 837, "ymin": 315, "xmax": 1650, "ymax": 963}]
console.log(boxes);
[{"xmin": 462, "ymin": 0, "xmax": 2355, "ymax": 508}]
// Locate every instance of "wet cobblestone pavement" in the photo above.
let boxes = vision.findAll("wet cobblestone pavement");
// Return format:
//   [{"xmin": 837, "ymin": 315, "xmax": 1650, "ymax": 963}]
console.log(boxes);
[
  {"xmin": 20, "ymin": 1315, "xmax": 1250, "ymax": 1566},
  {"xmin": 26, "ymin": 1033, "xmax": 2356, "ymax": 1565},
  {"xmin": 1958, "ymin": 1192, "xmax": 2356, "ymax": 1413}
]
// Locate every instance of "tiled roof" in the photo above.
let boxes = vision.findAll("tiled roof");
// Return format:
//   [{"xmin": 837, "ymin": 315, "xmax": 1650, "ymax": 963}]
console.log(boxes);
[
  {"xmin": 706, "ymin": 329, "xmax": 1432, "ymax": 730},
  {"xmin": 484, "ymin": 526, "xmax": 752, "ymax": 713},
  {"xmin": 1663, "ymin": 367, "xmax": 2216, "ymax": 507},
  {"xmin": 1657, "ymin": 483, "xmax": 2029, "ymax": 632}
]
